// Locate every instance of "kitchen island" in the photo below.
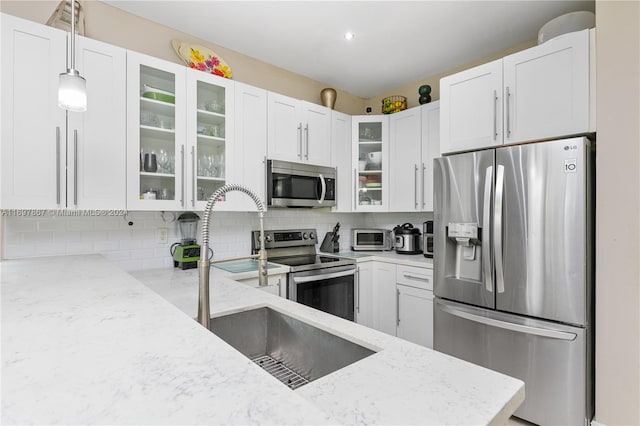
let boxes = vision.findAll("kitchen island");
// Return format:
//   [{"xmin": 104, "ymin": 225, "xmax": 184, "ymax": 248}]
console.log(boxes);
[{"xmin": 2, "ymin": 255, "xmax": 524, "ymax": 425}]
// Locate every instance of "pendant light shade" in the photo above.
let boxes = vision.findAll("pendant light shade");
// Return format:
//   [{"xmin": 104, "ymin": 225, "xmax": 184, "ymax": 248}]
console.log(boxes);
[
  {"xmin": 58, "ymin": 0, "xmax": 86, "ymax": 111},
  {"xmin": 58, "ymin": 69, "xmax": 86, "ymax": 111}
]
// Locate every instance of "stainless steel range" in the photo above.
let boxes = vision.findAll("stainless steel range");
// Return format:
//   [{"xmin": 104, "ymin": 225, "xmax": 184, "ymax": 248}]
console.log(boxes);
[{"xmin": 252, "ymin": 228, "xmax": 357, "ymax": 321}]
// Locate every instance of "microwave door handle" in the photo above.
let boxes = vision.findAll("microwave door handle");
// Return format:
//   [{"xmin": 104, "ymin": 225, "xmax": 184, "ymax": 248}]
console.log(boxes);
[{"xmin": 318, "ymin": 174, "xmax": 326, "ymax": 204}]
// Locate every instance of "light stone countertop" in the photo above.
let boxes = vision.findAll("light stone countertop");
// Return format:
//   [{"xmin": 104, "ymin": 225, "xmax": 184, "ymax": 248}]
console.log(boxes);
[
  {"xmin": 328, "ymin": 250, "xmax": 434, "ymax": 268},
  {"xmin": 2, "ymin": 254, "xmax": 524, "ymax": 425}
]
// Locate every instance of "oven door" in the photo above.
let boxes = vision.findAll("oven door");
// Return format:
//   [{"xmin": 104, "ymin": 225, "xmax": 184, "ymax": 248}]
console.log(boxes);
[{"xmin": 288, "ymin": 265, "xmax": 356, "ymax": 321}]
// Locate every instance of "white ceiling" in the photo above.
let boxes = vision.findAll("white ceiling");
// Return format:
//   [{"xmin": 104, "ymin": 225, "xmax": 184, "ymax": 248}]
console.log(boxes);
[{"xmin": 104, "ymin": 0, "xmax": 595, "ymax": 98}]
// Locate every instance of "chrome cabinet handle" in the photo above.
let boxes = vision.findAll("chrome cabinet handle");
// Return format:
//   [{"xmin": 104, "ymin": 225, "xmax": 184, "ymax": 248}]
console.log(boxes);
[
  {"xmin": 505, "ymin": 86, "xmax": 511, "ymax": 138},
  {"xmin": 353, "ymin": 168, "xmax": 358, "ymax": 210},
  {"xmin": 73, "ymin": 130, "xmax": 78, "ymax": 206},
  {"xmin": 180, "ymin": 145, "xmax": 185, "ymax": 206},
  {"xmin": 304, "ymin": 123, "xmax": 309, "ymax": 160},
  {"xmin": 277, "ymin": 277, "xmax": 282, "ymax": 298},
  {"xmin": 191, "ymin": 146, "xmax": 196, "ymax": 207},
  {"xmin": 396, "ymin": 288, "xmax": 400, "ymax": 326},
  {"xmin": 414, "ymin": 164, "xmax": 419, "ymax": 209},
  {"xmin": 493, "ymin": 89, "xmax": 498, "ymax": 141},
  {"xmin": 422, "ymin": 162, "xmax": 426, "ymax": 209},
  {"xmin": 297, "ymin": 123, "xmax": 302, "ymax": 159},
  {"xmin": 403, "ymin": 273, "xmax": 429, "ymax": 282},
  {"xmin": 494, "ymin": 164, "xmax": 505, "ymax": 293},
  {"xmin": 355, "ymin": 268, "xmax": 360, "ymax": 314},
  {"xmin": 56, "ymin": 127, "xmax": 61, "ymax": 206},
  {"xmin": 483, "ymin": 166, "xmax": 493, "ymax": 292}
]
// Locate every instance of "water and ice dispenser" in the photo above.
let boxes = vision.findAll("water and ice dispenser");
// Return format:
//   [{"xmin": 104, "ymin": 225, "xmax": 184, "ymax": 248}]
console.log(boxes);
[{"xmin": 447, "ymin": 222, "xmax": 482, "ymax": 282}]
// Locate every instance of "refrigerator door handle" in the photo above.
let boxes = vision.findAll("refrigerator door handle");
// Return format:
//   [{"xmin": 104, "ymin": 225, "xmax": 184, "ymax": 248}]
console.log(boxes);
[
  {"xmin": 494, "ymin": 164, "xmax": 505, "ymax": 293},
  {"xmin": 439, "ymin": 303, "xmax": 577, "ymax": 341},
  {"xmin": 483, "ymin": 166, "xmax": 493, "ymax": 292}
]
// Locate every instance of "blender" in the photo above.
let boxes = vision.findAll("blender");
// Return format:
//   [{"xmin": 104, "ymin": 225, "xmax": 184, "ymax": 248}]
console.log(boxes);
[{"xmin": 171, "ymin": 212, "xmax": 201, "ymax": 270}]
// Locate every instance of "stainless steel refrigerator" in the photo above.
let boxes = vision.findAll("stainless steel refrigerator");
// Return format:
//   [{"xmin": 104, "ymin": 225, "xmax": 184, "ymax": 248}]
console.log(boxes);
[{"xmin": 433, "ymin": 137, "xmax": 594, "ymax": 425}]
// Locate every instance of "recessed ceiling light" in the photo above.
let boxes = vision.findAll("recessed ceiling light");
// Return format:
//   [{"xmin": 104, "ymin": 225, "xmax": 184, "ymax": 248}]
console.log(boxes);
[{"xmin": 344, "ymin": 32, "xmax": 355, "ymax": 40}]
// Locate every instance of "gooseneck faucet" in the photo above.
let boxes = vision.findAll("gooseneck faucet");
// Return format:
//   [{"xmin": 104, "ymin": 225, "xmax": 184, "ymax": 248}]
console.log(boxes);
[{"xmin": 197, "ymin": 184, "xmax": 267, "ymax": 329}]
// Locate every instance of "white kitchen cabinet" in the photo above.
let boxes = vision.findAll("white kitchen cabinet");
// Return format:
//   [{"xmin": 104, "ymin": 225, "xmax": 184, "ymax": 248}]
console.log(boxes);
[
  {"xmin": 395, "ymin": 264, "xmax": 434, "ymax": 348},
  {"xmin": 388, "ymin": 103, "xmax": 440, "ymax": 212},
  {"xmin": 356, "ymin": 263, "xmax": 374, "ymax": 328},
  {"xmin": 70, "ymin": 36, "xmax": 127, "ymax": 209},
  {"xmin": 440, "ymin": 28, "xmax": 594, "ymax": 154},
  {"xmin": 185, "ymin": 70, "xmax": 235, "ymax": 211},
  {"xmin": 331, "ymin": 111, "xmax": 353, "ymax": 212},
  {"xmin": 1, "ymin": 14, "xmax": 126, "ymax": 209},
  {"xmin": 235, "ymin": 273, "xmax": 285, "ymax": 297},
  {"xmin": 232, "ymin": 82, "xmax": 268, "ymax": 210},
  {"xmin": 352, "ymin": 116, "xmax": 389, "ymax": 211},
  {"xmin": 127, "ymin": 51, "xmax": 236, "ymax": 211},
  {"xmin": 267, "ymin": 92, "xmax": 331, "ymax": 166},
  {"xmin": 396, "ymin": 284, "xmax": 434, "ymax": 348},
  {"xmin": 389, "ymin": 107, "xmax": 422, "ymax": 212},
  {"xmin": 126, "ymin": 51, "xmax": 186, "ymax": 210},
  {"xmin": 440, "ymin": 59, "xmax": 503, "ymax": 154},
  {"xmin": 503, "ymin": 29, "xmax": 593, "ymax": 145},
  {"xmin": 420, "ymin": 102, "xmax": 440, "ymax": 211},
  {"xmin": 355, "ymin": 261, "xmax": 396, "ymax": 335}
]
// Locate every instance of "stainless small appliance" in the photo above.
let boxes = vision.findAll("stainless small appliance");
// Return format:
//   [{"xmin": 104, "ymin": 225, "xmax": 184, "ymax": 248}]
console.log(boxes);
[
  {"xmin": 170, "ymin": 212, "xmax": 201, "ymax": 269},
  {"xmin": 393, "ymin": 223, "xmax": 422, "ymax": 254},
  {"xmin": 351, "ymin": 228, "xmax": 393, "ymax": 251},
  {"xmin": 252, "ymin": 228, "xmax": 357, "ymax": 321},
  {"xmin": 266, "ymin": 159, "xmax": 337, "ymax": 208},
  {"xmin": 423, "ymin": 220, "xmax": 434, "ymax": 258},
  {"xmin": 433, "ymin": 136, "xmax": 594, "ymax": 425}
]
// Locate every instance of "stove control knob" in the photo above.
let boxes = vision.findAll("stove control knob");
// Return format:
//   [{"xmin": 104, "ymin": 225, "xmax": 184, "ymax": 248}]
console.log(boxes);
[
  {"xmin": 303, "ymin": 232, "xmax": 309, "ymax": 239},
  {"xmin": 265, "ymin": 234, "xmax": 272, "ymax": 242},
  {"xmin": 310, "ymin": 231, "xmax": 316, "ymax": 239}
]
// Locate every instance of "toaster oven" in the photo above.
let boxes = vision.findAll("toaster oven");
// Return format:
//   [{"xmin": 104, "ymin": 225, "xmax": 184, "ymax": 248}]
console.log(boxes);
[{"xmin": 351, "ymin": 229, "xmax": 393, "ymax": 251}]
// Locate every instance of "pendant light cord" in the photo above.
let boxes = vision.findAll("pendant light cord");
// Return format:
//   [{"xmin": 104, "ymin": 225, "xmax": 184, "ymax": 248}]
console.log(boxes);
[{"xmin": 70, "ymin": 0, "xmax": 75, "ymax": 70}]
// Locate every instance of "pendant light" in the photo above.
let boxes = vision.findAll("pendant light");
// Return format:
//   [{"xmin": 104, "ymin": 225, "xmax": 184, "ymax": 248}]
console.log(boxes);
[{"xmin": 58, "ymin": 0, "xmax": 86, "ymax": 111}]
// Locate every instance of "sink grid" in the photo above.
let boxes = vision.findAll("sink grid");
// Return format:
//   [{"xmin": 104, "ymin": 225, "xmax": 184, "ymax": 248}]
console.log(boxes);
[{"xmin": 251, "ymin": 355, "xmax": 309, "ymax": 390}]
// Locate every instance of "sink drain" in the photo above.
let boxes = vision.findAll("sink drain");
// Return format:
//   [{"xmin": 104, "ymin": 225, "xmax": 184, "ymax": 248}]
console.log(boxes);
[{"xmin": 251, "ymin": 355, "xmax": 310, "ymax": 390}]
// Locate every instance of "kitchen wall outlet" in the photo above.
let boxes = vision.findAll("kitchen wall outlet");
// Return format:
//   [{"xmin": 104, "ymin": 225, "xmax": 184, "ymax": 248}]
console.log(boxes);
[{"xmin": 158, "ymin": 228, "xmax": 168, "ymax": 244}]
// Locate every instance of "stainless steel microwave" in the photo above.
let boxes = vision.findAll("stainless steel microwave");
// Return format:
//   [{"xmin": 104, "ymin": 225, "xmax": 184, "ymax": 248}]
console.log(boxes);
[
  {"xmin": 267, "ymin": 159, "xmax": 337, "ymax": 208},
  {"xmin": 351, "ymin": 229, "xmax": 393, "ymax": 251}
]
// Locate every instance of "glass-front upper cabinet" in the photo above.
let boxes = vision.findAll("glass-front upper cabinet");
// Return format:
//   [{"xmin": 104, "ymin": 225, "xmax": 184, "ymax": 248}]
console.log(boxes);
[
  {"xmin": 352, "ymin": 116, "xmax": 389, "ymax": 211},
  {"xmin": 126, "ymin": 51, "xmax": 186, "ymax": 210},
  {"xmin": 186, "ymin": 71, "xmax": 234, "ymax": 211}
]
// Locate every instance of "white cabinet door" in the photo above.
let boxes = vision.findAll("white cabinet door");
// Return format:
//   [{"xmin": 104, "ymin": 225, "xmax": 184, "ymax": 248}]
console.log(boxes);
[
  {"xmin": 374, "ymin": 262, "xmax": 397, "ymax": 336},
  {"xmin": 267, "ymin": 92, "xmax": 304, "ymax": 162},
  {"xmin": 126, "ymin": 51, "xmax": 186, "ymax": 210},
  {"xmin": 503, "ymin": 29, "xmax": 591, "ymax": 145},
  {"xmin": 236, "ymin": 273, "xmax": 285, "ymax": 297},
  {"xmin": 233, "ymin": 82, "xmax": 268, "ymax": 210},
  {"xmin": 396, "ymin": 284, "xmax": 434, "ymax": 348},
  {"xmin": 331, "ymin": 111, "xmax": 352, "ymax": 212},
  {"xmin": 302, "ymin": 101, "xmax": 332, "ymax": 166},
  {"xmin": 352, "ymin": 116, "xmax": 389, "ymax": 211},
  {"xmin": 185, "ymin": 70, "xmax": 235, "ymax": 211},
  {"xmin": 1, "ymin": 14, "xmax": 67, "ymax": 209},
  {"xmin": 440, "ymin": 59, "xmax": 503, "ymax": 154},
  {"xmin": 356, "ymin": 263, "xmax": 374, "ymax": 328},
  {"xmin": 420, "ymin": 102, "xmax": 440, "ymax": 211},
  {"xmin": 389, "ymin": 107, "xmax": 422, "ymax": 212},
  {"xmin": 69, "ymin": 36, "xmax": 126, "ymax": 210}
]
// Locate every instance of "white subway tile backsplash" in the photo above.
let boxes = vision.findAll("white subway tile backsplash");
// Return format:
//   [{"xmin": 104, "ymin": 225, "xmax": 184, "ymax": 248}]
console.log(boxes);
[{"xmin": 2, "ymin": 211, "xmax": 369, "ymax": 272}]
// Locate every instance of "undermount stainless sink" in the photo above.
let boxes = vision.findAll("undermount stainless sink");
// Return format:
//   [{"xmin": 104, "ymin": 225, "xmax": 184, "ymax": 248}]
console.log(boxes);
[{"xmin": 210, "ymin": 307, "xmax": 375, "ymax": 389}]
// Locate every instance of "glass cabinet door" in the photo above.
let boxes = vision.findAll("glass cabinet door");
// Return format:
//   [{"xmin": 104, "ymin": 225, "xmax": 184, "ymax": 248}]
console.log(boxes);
[
  {"xmin": 126, "ymin": 52, "xmax": 186, "ymax": 210},
  {"xmin": 187, "ymin": 72, "xmax": 234, "ymax": 210},
  {"xmin": 353, "ymin": 116, "xmax": 388, "ymax": 211}
]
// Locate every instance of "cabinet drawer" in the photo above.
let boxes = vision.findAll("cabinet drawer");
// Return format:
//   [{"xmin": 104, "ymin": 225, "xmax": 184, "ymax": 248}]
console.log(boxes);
[{"xmin": 396, "ymin": 265, "xmax": 433, "ymax": 290}]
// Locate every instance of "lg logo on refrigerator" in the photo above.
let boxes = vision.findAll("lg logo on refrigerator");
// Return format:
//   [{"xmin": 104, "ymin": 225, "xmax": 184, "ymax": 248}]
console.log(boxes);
[{"xmin": 565, "ymin": 159, "xmax": 577, "ymax": 173}]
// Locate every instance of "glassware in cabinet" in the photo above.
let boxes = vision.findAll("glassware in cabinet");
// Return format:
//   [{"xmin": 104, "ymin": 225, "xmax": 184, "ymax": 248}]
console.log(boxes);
[{"xmin": 353, "ymin": 118, "xmax": 388, "ymax": 210}]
